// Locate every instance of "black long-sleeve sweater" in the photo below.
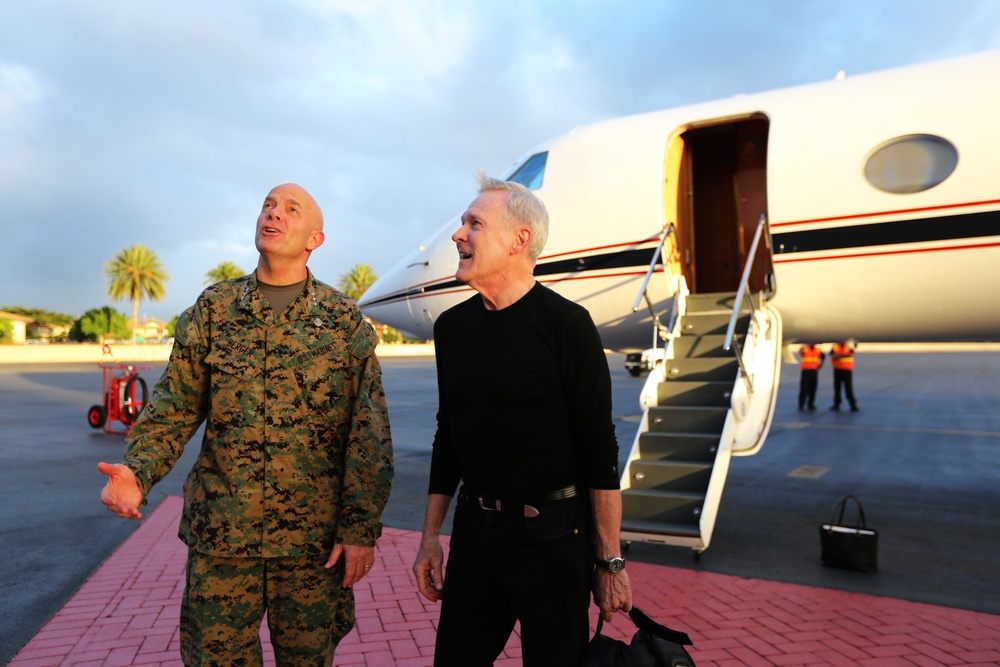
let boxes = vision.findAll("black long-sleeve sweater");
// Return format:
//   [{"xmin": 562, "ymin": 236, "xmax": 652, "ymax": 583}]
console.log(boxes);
[{"xmin": 428, "ymin": 282, "xmax": 620, "ymax": 499}]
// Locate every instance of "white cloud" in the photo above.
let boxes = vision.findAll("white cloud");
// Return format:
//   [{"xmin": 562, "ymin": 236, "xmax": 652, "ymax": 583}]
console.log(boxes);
[
  {"xmin": 0, "ymin": 63, "xmax": 45, "ymax": 113},
  {"xmin": 1, "ymin": 0, "xmax": 999, "ymax": 319},
  {"xmin": 0, "ymin": 63, "xmax": 49, "ymax": 186}
]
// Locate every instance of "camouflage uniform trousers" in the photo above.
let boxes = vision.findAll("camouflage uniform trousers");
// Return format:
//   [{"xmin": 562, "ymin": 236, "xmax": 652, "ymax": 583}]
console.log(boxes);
[{"xmin": 180, "ymin": 549, "xmax": 355, "ymax": 667}]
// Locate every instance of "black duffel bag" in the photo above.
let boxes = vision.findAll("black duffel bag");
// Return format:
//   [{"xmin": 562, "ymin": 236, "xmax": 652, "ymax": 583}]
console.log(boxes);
[{"xmin": 583, "ymin": 606, "xmax": 695, "ymax": 667}]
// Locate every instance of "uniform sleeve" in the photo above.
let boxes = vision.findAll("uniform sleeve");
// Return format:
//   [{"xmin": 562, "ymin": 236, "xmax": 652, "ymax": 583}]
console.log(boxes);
[
  {"xmin": 124, "ymin": 305, "xmax": 210, "ymax": 500},
  {"xmin": 562, "ymin": 309, "xmax": 620, "ymax": 490},
  {"xmin": 334, "ymin": 320, "xmax": 394, "ymax": 546}
]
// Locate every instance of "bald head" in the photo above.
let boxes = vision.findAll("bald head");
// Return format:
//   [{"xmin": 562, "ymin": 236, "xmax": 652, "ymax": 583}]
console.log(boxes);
[
  {"xmin": 267, "ymin": 183, "xmax": 324, "ymax": 231},
  {"xmin": 255, "ymin": 183, "xmax": 327, "ymax": 281}
]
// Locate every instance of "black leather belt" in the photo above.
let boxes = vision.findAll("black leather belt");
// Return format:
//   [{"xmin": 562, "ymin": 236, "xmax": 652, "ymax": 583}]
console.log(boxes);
[{"xmin": 464, "ymin": 484, "xmax": 579, "ymax": 518}]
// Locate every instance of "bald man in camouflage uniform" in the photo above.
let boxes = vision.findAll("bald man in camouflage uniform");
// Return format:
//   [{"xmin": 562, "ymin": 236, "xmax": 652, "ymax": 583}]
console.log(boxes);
[{"xmin": 99, "ymin": 184, "xmax": 394, "ymax": 667}]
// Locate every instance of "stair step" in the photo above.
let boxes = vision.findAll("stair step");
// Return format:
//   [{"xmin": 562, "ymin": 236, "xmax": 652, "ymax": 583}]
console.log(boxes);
[
  {"xmin": 621, "ymin": 489, "xmax": 704, "ymax": 535},
  {"xmin": 680, "ymin": 312, "xmax": 749, "ymax": 336},
  {"xmin": 662, "ymin": 357, "xmax": 739, "ymax": 382},
  {"xmin": 671, "ymin": 334, "xmax": 735, "ymax": 359},
  {"xmin": 637, "ymin": 432, "xmax": 719, "ymax": 462},
  {"xmin": 684, "ymin": 292, "xmax": 740, "ymax": 314},
  {"xmin": 657, "ymin": 380, "xmax": 732, "ymax": 407},
  {"xmin": 647, "ymin": 406, "xmax": 727, "ymax": 434},
  {"xmin": 626, "ymin": 460, "xmax": 712, "ymax": 493},
  {"xmin": 621, "ymin": 518, "xmax": 702, "ymax": 540},
  {"xmin": 685, "ymin": 291, "xmax": 761, "ymax": 314}
]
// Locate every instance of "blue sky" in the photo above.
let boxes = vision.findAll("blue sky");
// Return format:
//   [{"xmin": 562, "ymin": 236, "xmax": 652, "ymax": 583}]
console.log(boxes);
[{"xmin": 2, "ymin": 0, "xmax": 999, "ymax": 321}]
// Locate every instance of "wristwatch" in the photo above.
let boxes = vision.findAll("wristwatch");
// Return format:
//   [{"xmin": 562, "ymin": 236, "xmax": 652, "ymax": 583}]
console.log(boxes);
[{"xmin": 595, "ymin": 556, "xmax": 626, "ymax": 574}]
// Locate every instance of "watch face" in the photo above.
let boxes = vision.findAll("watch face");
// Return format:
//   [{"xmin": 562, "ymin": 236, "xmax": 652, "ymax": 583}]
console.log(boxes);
[{"xmin": 608, "ymin": 557, "xmax": 625, "ymax": 574}]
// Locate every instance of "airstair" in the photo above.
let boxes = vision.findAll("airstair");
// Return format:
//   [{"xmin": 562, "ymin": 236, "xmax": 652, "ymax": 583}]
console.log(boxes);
[{"xmin": 621, "ymin": 216, "xmax": 782, "ymax": 555}]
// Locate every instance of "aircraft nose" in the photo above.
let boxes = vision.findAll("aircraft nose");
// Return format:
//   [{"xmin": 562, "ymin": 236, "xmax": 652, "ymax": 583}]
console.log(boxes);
[
  {"xmin": 359, "ymin": 269, "xmax": 416, "ymax": 334},
  {"xmin": 360, "ymin": 214, "xmax": 465, "ymax": 341},
  {"xmin": 359, "ymin": 239, "xmax": 441, "ymax": 339}
]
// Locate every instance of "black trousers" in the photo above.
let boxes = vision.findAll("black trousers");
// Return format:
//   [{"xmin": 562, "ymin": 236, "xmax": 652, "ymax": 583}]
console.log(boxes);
[
  {"xmin": 833, "ymin": 369, "xmax": 857, "ymax": 408},
  {"xmin": 434, "ymin": 493, "xmax": 594, "ymax": 667},
  {"xmin": 798, "ymin": 369, "xmax": 819, "ymax": 408}
]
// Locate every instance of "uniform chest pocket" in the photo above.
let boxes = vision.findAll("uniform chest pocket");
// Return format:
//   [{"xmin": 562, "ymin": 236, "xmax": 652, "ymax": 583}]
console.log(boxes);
[
  {"xmin": 205, "ymin": 348, "xmax": 257, "ymax": 381},
  {"xmin": 204, "ymin": 349, "xmax": 256, "ymax": 423},
  {"xmin": 287, "ymin": 357, "xmax": 352, "ymax": 417}
]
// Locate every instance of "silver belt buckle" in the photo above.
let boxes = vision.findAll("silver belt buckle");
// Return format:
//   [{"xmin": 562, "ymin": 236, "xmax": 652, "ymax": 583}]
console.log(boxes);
[{"xmin": 478, "ymin": 497, "xmax": 501, "ymax": 511}]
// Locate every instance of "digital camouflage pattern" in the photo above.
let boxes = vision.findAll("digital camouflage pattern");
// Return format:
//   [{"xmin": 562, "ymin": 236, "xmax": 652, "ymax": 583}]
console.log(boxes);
[
  {"xmin": 124, "ymin": 270, "xmax": 394, "ymax": 557},
  {"xmin": 181, "ymin": 551, "xmax": 353, "ymax": 667}
]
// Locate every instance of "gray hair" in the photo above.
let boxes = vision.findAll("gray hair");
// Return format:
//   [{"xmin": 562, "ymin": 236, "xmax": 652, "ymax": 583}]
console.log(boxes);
[{"xmin": 476, "ymin": 170, "xmax": 549, "ymax": 262}]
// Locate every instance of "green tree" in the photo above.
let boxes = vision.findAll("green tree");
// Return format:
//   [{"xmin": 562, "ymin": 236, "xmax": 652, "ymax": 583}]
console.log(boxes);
[
  {"xmin": 1, "ymin": 306, "xmax": 74, "ymax": 326},
  {"xmin": 69, "ymin": 307, "xmax": 132, "ymax": 343},
  {"xmin": 335, "ymin": 264, "xmax": 411, "ymax": 344},
  {"xmin": 0, "ymin": 318, "xmax": 13, "ymax": 343},
  {"xmin": 2, "ymin": 306, "xmax": 75, "ymax": 341},
  {"xmin": 205, "ymin": 261, "xmax": 246, "ymax": 285},
  {"xmin": 337, "ymin": 263, "xmax": 378, "ymax": 301},
  {"xmin": 103, "ymin": 245, "xmax": 170, "ymax": 344}
]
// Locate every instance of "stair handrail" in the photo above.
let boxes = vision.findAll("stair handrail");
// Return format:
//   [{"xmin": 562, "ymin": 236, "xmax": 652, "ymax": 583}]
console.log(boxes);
[
  {"xmin": 631, "ymin": 224, "xmax": 677, "ymax": 351},
  {"xmin": 631, "ymin": 223, "xmax": 676, "ymax": 311},
  {"xmin": 724, "ymin": 213, "xmax": 776, "ymax": 394}
]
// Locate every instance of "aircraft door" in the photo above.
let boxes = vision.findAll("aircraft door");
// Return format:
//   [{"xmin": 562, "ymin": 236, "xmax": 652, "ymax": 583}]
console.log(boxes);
[
  {"xmin": 734, "ymin": 118, "xmax": 771, "ymax": 291},
  {"xmin": 668, "ymin": 116, "xmax": 770, "ymax": 294}
]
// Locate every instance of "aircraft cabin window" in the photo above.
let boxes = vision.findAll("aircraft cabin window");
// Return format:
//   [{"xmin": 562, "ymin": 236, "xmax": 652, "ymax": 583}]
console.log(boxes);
[
  {"xmin": 506, "ymin": 151, "xmax": 548, "ymax": 190},
  {"xmin": 864, "ymin": 134, "xmax": 958, "ymax": 194}
]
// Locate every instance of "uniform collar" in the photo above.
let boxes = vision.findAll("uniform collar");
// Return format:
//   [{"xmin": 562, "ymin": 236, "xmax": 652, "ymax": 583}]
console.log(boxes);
[{"xmin": 239, "ymin": 269, "xmax": 319, "ymax": 322}]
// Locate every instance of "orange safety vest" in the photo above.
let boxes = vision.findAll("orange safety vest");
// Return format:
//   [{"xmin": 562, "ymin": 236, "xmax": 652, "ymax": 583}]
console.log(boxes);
[
  {"xmin": 831, "ymin": 343, "xmax": 854, "ymax": 370},
  {"xmin": 800, "ymin": 345, "xmax": 823, "ymax": 370}
]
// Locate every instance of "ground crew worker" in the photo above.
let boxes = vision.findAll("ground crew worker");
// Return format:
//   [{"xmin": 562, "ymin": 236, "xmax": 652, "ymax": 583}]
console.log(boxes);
[
  {"xmin": 797, "ymin": 343, "xmax": 825, "ymax": 410},
  {"xmin": 830, "ymin": 340, "xmax": 859, "ymax": 412},
  {"xmin": 97, "ymin": 183, "xmax": 394, "ymax": 666}
]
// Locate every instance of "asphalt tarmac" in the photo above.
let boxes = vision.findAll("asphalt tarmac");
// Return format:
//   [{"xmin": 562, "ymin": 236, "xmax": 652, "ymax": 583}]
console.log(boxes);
[{"xmin": 1, "ymin": 350, "xmax": 998, "ymax": 664}]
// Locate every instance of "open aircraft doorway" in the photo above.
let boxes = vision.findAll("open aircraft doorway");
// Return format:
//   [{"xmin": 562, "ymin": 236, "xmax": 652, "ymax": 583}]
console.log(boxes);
[{"xmin": 671, "ymin": 115, "xmax": 771, "ymax": 296}]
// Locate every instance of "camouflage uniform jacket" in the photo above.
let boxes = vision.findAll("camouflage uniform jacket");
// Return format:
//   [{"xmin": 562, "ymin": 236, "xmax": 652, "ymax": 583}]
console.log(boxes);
[{"xmin": 124, "ymin": 271, "xmax": 394, "ymax": 558}]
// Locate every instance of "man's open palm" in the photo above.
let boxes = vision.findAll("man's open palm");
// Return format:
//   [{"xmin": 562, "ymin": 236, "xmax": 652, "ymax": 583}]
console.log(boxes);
[{"xmin": 98, "ymin": 462, "xmax": 143, "ymax": 520}]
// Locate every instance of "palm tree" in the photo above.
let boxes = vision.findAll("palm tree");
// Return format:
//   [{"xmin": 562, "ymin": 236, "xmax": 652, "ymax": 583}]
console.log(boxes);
[
  {"xmin": 337, "ymin": 263, "xmax": 378, "ymax": 301},
  {"xmin": 205, "ymin": 261, "xmax": 246, "ymax": 285},
  {"xmin": 104, "ymin": 245, "xmax": 170, "ymax": 344},
  {"xmin": 336, "ymin": 263, "xmax": 408, "ymax": 343}
]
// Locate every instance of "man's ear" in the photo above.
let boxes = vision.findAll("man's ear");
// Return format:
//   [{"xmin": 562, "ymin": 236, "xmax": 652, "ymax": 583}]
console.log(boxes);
[
  {"xmin": 307, "ymin": 229, "xmax": 325, "ymax": 252},
  {"xmin": 511, "ymin": 226, "xmax": 531, "ymax": 256}
]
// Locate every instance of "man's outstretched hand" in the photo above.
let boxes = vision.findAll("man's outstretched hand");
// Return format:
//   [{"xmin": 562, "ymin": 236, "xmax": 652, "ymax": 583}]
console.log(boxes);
[{"xmin": 98, "ymin": 462, "xmax": 143, "ymax": 520}]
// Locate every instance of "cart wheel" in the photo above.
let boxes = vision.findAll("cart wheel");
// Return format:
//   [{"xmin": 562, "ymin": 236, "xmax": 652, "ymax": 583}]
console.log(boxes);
[
  {"xmin": 87, "ymin": 405, "xmax": 107, "ymax": 429},
  {"xmin": 121, "ymin": 375, "xmax": 149, "ymax": 425}
]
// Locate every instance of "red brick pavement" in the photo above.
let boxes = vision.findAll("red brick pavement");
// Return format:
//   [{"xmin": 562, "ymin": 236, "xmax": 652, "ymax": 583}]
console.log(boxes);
[{"xmin": 9, "ymin": 496, "xmax": 1000, "ymax": 666}]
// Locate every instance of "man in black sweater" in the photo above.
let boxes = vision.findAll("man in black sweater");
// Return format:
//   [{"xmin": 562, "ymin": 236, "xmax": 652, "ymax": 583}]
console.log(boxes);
[{"xmin": 412, "ymin": 172, "xmax": 633, "ymax": 666}]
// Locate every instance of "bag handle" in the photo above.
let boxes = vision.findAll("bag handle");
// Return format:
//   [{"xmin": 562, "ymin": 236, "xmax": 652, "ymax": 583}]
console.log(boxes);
[
  {"xmin": 830, "ymin": 494, "xmax": 867, "ymax": 529},
  {"xmin": 591, "ymin": 606, "xmax": 693, "ymax": 646}
]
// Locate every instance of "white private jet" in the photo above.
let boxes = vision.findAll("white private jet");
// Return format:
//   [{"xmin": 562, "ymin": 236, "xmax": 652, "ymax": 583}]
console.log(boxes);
[{"xmin": 359, "ymin": 50, "xmax": 1000, "ymax": 554}]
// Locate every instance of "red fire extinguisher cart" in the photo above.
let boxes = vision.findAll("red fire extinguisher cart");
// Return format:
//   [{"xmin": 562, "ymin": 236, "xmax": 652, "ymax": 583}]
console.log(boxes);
[{"xmin": 87, "ymin": 344, "xmax": 151, "ymax": 434}]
